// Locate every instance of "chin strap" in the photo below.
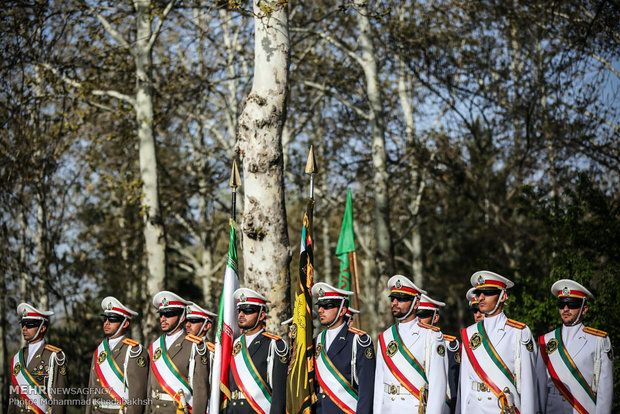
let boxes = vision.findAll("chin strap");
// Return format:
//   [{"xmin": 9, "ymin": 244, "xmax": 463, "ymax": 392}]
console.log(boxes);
[
  {"xmin": 397, "ymin": 296, "xmax": 419, "ymax": 321},
  {"xmin": 327, "ymin": 300, "xmax": 346, "ymax": 328},
  {"xmin": 483, "ymin": 290, "xmax": 506, "ymax": 316},
  {"xmin": 109, "ymin": 316, "xmax": 128, "ymax": 339},
  {"xmin": 28, "ymin": 323, "xmax": 44, "ymax": 343},
  {"xmin": 167, "ymin": 309, "xmax": 187, "ymax": 334},
  {"xmin": 429, "ymin": 310, "xmax": 438, "ymax": 326},
  {"xmin": 569, "ymin": 297, "xmax": 586, "ymax": 326},
  {"xmin": 248, "ymin": 307, "xmax": 266, "ymax": 331}
]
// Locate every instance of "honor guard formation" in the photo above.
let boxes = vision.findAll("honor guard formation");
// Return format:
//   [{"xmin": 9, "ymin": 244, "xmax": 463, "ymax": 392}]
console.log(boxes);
[{"xmin": 8, "ymin": 271, "xmax": 614, "ymax": 413}]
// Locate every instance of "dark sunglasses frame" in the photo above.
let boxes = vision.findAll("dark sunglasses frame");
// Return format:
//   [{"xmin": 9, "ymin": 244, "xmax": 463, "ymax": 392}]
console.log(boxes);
[
  {"xmin": 557, "ymin": 300, "xmax": 583, "ymax": 310},
  {"xmin": 389, "ymin": 296, "xmax": 414, "ymax": 303},
  {"xmin": 21, "ymin": 321, "xmax": 42, "ymax": 329},
  {"xmin": 474, "ymin": 289, "xmax": 501, "ymax": 297},
  {"xmin": 316, "ymin": 302, "xmax": 341, "ymax": 310},
  {"xmin": 102, "ymin": 315, "xmax": 124, "ymax": 323},
  {"xmin": 159, "ymin": 310, "xmax": 183, "ymax": 318},
  {"xmin": 187, "ymin": 318, "xmax": 206, "ymax": 324},
  {"xmin": 238, "ymin": 307, "xmax": 260, "ymax": 315}
]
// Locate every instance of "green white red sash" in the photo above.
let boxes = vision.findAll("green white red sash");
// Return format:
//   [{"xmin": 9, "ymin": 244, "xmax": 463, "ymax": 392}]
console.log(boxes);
[
  {"xmin": 539, "ymin": 329, "xmax": 596, "ymax": 414},
  {"xmin": 230, "ymin": 335, "xmax": 271, "ymax": 414},
  {"xmin": 378, "ymin": 324, "xmax": 427, "ymax": 401},
  {"xmin": 461, "ymin": 323, "xmax": 520, "ymax": 413},
  {"xmin": 315, "ymin": 330, "xmax": 358, "ymax": 414},
  {"xmin": 10, "ymin": 349, "xmax": 49, "ymax": 414},
  {"xmin": 149, "ymin": 336, "xmax": 193, "ymax": 410},
  {"xmin": 94, "ymin": 340, "xmax": 127, "ymax": 403}
]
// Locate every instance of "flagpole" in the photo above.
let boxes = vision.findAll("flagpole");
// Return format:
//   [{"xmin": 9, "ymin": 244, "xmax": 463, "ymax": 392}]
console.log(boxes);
[
  {"xmin": 349, "ymin": 251, "xmax": 361, "ymax": 329},
  {"xmin": 208, "ymin": 160, "xmax": 242, "ymax": 414}
]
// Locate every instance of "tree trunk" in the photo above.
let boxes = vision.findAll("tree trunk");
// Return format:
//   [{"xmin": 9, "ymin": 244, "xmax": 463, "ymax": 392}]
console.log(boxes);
[
  {"xmin": 355, "ymin": 0, "xmax": 393, "ymax": 327},
  {"xmin": 238, "ymin": 0, "xmax": 291, "ymax": 336},
  {"xmin": 135, "ymin": 0, "xmax": 166, "ymax": 339}
]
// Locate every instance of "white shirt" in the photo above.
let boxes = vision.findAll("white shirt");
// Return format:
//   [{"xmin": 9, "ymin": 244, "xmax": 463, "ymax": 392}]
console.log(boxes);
[
  {"xmin": 165, "ymin": 329, "xmax": 184, "ymax": 349},
  {"xmin": 108, "ymin": 335, "xmax": 125, "ymax": 350},
  {"xmin": 27, "ymin": 340, "xmax": 44, "ymax": 365},
  {"xmin": 324, "ymin": 324, "xmax": 343, "ymax": 351},
  {"xmin": 245, "ymin": 329, "xmax": 263, "ymax": 347}
]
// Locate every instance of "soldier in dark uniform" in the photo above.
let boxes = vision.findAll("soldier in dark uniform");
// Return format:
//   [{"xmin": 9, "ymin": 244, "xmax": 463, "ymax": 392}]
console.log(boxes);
[
  {"xmin": 416, "ymin": 294, "xmax": 460, "ymax": 414},
  {"xmin": 9, "ymin": 303, "xmax": 68, "ymax": 414},
  {"xmin": 86, "ymin": 296, "xmax": 149, "ymax": 414},
  {"xmin": 185, "ymin": 302, "xmax": 217, "ymax": 395},
  {"xmin": 311, "ymin": 282, "xmax": 375, "ymax": 414},
  {"xmin": 146, "ymin": 291, "xmax": 209, "ymax": 414},
  {"xmin": 224, "ymin": 288, "xmax": 288, "ymax": 414}
]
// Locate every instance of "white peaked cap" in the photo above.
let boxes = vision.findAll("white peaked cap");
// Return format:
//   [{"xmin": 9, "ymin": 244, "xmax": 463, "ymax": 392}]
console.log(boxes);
[
  {"xmin": 418, "ymin": 294, "xmax": 446, "ymax": 311},
  {"xmin": 152, "ymin": 291, "xmax": 191, "ymax": 310},
  {"xmin": 187, "ymin": 302, "xmax": 217, "ymax": 321},
  {"xmin": 101, "ymin": 296, "xmax": 138, "ymax": 319},
  {"xmin": 17, "ymin": 303, "xmax": 54, "ymax": 321},
  {"xmin": 471, "ymin": 270, "xmax": 514, "ymax": 290},
  {"xmin": 551, "ymin": 279, "xmax": 594, "ymax": 300},
  {"xmin": 233, "ymin": 288, "xmax": 270, "ymax": 306},
  {"xmin": 311, "ymin": 282, "xmax": 353, "ymax": 301},
  {"xmin": 466, "ymin": 287, "xmax": 479, "ymax": 306},
  {"xmin": 387, "ymin": 275, "xmax": 426, "ymax": 296},
  {"xmin": 346, "ymin": 307, "xmax": 360, "ymax": 316},
  {"xmin": 281, "ymin": 317, "xmax": 293, "ymax": 326}
]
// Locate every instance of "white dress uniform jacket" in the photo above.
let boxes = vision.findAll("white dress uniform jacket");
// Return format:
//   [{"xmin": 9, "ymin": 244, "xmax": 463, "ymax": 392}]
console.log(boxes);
[
  {"xmin": 459, "ymin": 311, "xmax": 538, "ymax": 413},
  {"xmin": 373, "ymin": 318, "xmax": 448, "ymax": 414},
  {"xmin": 536, "ymin": 323, "xmax": 613, "ymax": 413}
]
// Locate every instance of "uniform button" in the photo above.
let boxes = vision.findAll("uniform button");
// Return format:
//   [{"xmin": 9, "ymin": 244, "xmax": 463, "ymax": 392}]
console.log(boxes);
[
  {"xmin": 391, "ymin": 397, "xmax": 395, "ymax": 401},
  {"xmin": 156, "ymin": 405, "xmax": 160, "ymax": 409},
  {"xmin": 478, "ymin": 397, "xmax": 482, "ymax": 401},
  {"xmin": 401, "ymin": 397, "xmax": 405, "ymax": 401},
  {"xmin": 233, "ymin": 402, "xmax": 236, "ymax": 406},
  {"xmin": 240, "ymin": 402, "xmax": 244, "ymax": 405},
  {"xmin": 488, "ymin": 397, "xmax": 492, "ymax": 400}
]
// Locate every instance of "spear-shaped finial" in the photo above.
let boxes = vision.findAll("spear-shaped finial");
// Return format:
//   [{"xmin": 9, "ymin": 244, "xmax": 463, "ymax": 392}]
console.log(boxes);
[
  {"xmin": 305, "ymin": 145, "xmax": 318, "ymax": 199},
  {"xmin": 230, "ymin": 159, "xmax": 242, "ymax": 220}
]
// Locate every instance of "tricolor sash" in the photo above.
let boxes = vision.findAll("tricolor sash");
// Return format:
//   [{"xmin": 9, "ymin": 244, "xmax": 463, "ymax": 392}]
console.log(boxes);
[
  {"xmin": 378, "ymin": 324, "xmax": 428, "ymax": 401},
  {"xmin": 539, "ymin": 329, "xmax": 596, "ymax": 414},
  {"xmin": 230, "ymin": 335, "xmax": 271, "ymax": 414},
  {"xmin": 462, "ymin": 323, "xmax": 520, "ymax": 413},
  {"xmin": 94, "ymin": 340, "xmax": 127, "ymax": 403},
  {"xmin": 315, "ymin": 330, "xmax": 358, "ymax": 414},
  {"xmin": 149, "ymin": 336, "xmax": 193, "ymax": 410},
  {"xmin": 10, "ymin": 349, "xmax": 49, "ymax": 414}
]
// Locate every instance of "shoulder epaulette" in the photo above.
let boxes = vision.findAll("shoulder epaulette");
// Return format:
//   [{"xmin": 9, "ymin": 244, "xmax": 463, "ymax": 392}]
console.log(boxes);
[
  {"xmin": 185, "ymin": 334, "xmax": 203, "ymax": 344},
  {"xmin": 583, "ymin": 327, "xmax": 607, "ymax": 337},
  {"xmin": 122, "ymin": 338, "xmax": 139, "ymax": 347},
  {"xmin": 443, "ymin": 334, "xmax": 457, "ymax": 342},
  {"xmin": 418, "ymin": 322, "xmax": 441, "ymax": 332},
  {"xmin": 262, "ymin": 332, "xmax": 282, "ymax": 341},
  {"xmin": 44, "ymin": 344, "xmax": 62, "ymax": 353},
  {"xmin": 348, "ymin": 327, "xmax": 368, "ymax": 336},
  {"xmin": 207, "ymin": 342, "xmax": 215, "ymax": 352},
  {"xmin": 506, "ymin": 319, "xmax": 526, "ymax": 329}
]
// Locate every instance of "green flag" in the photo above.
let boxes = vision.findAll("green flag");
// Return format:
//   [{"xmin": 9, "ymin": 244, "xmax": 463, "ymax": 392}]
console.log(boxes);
[{"xmin": 335, "ymin": 188, "xmax": 356, "ymax": 290}]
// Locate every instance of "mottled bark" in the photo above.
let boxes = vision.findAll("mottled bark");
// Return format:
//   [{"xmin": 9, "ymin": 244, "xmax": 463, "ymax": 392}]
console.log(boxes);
[
  {"xmin": 238, "ymin": 0, "xmax": 291, "ymax": 336},
  {"xmin": 134, "ymin": 0, "xmax": 167, "ymax": 339}
]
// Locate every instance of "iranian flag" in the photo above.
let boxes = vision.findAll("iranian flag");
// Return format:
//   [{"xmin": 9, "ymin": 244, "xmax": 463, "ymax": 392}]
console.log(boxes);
[{"xmin": 208, "ymin": 219, "xmax": 240, "ymax": 414}]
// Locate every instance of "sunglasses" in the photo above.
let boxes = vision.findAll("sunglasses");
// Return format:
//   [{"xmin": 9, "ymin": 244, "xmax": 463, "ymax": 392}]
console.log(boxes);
[
  {"xmin": 470, "ymin": 307, "xmax": 481, "ymax": 314},
  {"xmin": 416, "ymin": 310, "xmax": 435, "ymax": 318},
  {"xmin": 557, "ymin": 300, "xmax": 582, "ymax": 310},
  {"xmin": 159, "ymin": 310, "xmax": 182, "ymax": 318},
  {"xmin": 238, "ymin": 307, "xmax": 259, "ymax": 315},
  {"xmin": 102, "ymin": 315, "xmax": 124, "ymax": 323},
  {"xmin": 187, "ymin": 318, "xmax": 205, "ymax": 324},
  {"xmin": 21, "ymin": 321, "xmax": 42, "ymax": 329},
  {"xmin": 389, "ymin": 295, "xmax": 414, "ymax": 303},
  {"xmin": 316, "ymin": 302, "xmax": 340, "ymax": 310},
  {"xmin": 474, "ymin": 289, "xmax": 501, "ymax": 297}
]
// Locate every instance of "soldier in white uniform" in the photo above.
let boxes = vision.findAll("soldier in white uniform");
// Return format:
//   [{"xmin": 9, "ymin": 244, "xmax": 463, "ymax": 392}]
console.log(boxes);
[
  {"xmin": 466, "ymin": 287, "xmax": 484, "ymax": 323},
  {"xmin": 373, "ymin": 275, "xmax": 448, "ymax": 414},
  {"xmin": 536, "ymin": 279, "xmax": 613, "ymax": 414},
  {"xmin": 458, "ymin": 270, "xmax": 538, "ymax": 414},
  {"xmin": 417, "ymin": 294, "xmax": 460, "ymax": 414}
]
